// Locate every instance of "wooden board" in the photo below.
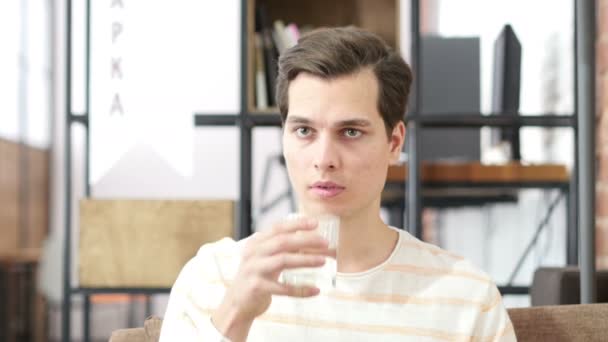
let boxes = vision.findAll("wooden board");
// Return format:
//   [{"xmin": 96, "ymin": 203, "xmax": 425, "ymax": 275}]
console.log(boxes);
[
  {"xmin": 0, "ymin": 248, "xmax": 41, "ymax": 264},
  {"xmin": 79, "ymin": 199, "xmax": 235, "ymax": 287},
  {"xmin": 0, "ymin": 139, "xmax": 20, "ymax": 253},
  {"xmin": 24, "ymin": 146, "xmax": 50, "ymax": 250},
  {"xmin": 0, "ymin": 139, "xmax": 49, "ymax": 254},
  {"xmin": 387, "ymin": 162, "xmax": 570, "ymax": 183}
]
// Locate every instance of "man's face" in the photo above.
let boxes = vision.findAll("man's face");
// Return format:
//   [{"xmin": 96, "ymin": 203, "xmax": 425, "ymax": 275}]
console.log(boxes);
[{"xmin": 282, "ymin": 68, "xmax": 405, "ymax": 218}]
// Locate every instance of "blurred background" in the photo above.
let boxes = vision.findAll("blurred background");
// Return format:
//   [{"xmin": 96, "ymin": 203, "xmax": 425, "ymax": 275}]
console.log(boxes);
[{"xmin": 0, "ymin": 0, "xmax": 606, "ymax": 341}]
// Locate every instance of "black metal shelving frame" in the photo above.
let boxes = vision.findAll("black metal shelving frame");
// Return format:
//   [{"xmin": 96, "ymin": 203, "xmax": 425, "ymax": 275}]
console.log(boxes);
[{"xmin": 61, "ymin": 0, "xmax": 597, "ymax": 341}]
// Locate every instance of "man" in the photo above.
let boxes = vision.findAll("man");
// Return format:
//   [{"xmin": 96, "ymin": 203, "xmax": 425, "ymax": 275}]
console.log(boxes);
[{"xmin": 160, "ymin": 26, "xmax": 515, "ymax": 341}]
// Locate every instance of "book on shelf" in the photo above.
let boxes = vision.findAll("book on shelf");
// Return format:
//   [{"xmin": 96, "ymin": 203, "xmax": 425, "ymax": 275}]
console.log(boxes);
[
  {"xmin": 284, "ymin": 23, "xmax": 300, "ymax": 47},
  {"xmin": 254, "ymin": 33, "xmax": 268, "ymax": 109},
  {"xmin": 272, "ymin": 20, "xmax": 288, "ymax": 54},
  {"xmin": 253, "ymin": 5, "xmax": 310, "ymax": 111},
  {"xmin": 255, "ymin": 5, "xmax": 279, "ymax": 108},
  {"xmin": 273, "ymin": 20, "xmax": 300, "ymax": 54}
]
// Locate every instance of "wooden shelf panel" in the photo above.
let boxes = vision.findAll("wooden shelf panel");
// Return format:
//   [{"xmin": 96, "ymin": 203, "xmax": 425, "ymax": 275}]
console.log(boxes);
[
  {"xmin": 79, "ymin": 199, "xmax": 234, "ymax": 288},
  {"xmin": 387, "ymin": 162, "xmax": 570, "ymax": 183}
]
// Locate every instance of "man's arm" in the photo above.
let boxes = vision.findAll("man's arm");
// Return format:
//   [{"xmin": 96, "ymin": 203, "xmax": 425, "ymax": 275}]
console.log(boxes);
[
  {"xmin": 161, "ymin": 218, "xmax": 331, "ymax": 342},
  {"xmin": 159, "ymin": 253, "xmax": 233, "ymax": 341},
  {"xmin": 473, "ymin": 284, "xmax": 517, "ymax": 341}
]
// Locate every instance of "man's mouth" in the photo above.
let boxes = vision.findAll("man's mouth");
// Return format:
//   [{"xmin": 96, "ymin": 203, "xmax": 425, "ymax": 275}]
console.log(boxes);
[{"xmin": 310, "ymin": 181, "xmax": 345, "ymax": 198}]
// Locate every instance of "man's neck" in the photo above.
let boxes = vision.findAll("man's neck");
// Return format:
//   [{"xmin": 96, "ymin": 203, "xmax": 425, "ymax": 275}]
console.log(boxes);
[{"xmin": 336, "ymin": 211, "xmax": 399, "ymax": 273}]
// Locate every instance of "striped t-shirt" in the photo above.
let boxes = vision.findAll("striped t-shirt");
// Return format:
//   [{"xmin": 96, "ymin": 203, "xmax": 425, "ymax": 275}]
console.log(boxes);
[{"xmin": 160, "ymin": 228, "xmax": 516, "ymax": 341}]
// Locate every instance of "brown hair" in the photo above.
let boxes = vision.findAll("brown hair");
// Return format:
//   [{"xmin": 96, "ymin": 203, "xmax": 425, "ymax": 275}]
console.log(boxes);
[{"xmin": 276, "ymin": 26, "xmax": 413, "ymax": 136}]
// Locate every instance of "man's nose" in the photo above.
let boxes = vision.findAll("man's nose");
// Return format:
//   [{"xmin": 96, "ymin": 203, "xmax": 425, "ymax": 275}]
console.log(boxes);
[{"xmin": 313, "ymin": 134, "xmax": 339, "ymax": 171}]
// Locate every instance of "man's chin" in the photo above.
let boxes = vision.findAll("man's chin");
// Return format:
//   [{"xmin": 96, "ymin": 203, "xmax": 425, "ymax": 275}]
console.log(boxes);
[{"xmin": 300, "ymin": 201, "xmax": 349, "ymax": 217}]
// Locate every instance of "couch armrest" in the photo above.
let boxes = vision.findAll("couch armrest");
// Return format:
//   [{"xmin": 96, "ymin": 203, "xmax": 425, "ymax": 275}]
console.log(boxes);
[
  {"xmin": 531, "ymin": 267, "xmax": 608, "ymax": 306},
  {"xmin": 508, "ymin": 303, "xmax": 608, "ymax": 341},
  {"xmin": 109, "ymin": 327, "xmax": 146, "ymax": 342}
]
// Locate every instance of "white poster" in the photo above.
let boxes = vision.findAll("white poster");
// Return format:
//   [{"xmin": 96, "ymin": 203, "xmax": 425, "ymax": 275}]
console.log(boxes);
[{"xmin": 89, "ymin": 0, "xmax": 240, "ymax": 185}]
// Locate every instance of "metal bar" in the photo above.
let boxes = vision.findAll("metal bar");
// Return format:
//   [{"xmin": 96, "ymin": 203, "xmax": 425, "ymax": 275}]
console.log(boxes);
[
  {"xmin": 567, "ymin": 171, "xmax": 578, "ymax": 265},
  {"xmin": 83, "ymin": 1, "xmax": 93, "ymax": 339},
  {"xmin": 62, "ymin": 0, "xmax": 73, "ymax": 340},
  {"xmin": 569, "ymin": 0, "xmax": 580, "ymax": 268},
  {"xmin": 85, "ymin": 0, "xmax": 91, "ymax": 198},
  {"xmin": 406, "ymin": 114, "xmax": 576, "ymax": 128},
  {"xmin": 249, "ymin": 113, "xmax": 282, "ymax": 126},
  {"xmin": 23, "ymin": 264, "xmax": 33, "ymax": 341},
  {"xmin": 406, "ymin": 121, "xmax": 422, "ymax": 237},
  {"xmin": 419, "ymin": 182, "xmax": 570, "ymax": 189},
  {"xmin": 239, "ymin": 125, "xmax": 253, "ymax": 239},
  {"xmin": 83, "ymin": 295, "xmax": 91, "ymax": 342},
  {"xmin": 69, "ymin": 114, "xmax": 89, "ymax": 125},
  {"xmin": 239, "ymin": 0, "xmax": 253, "ymax": 238},
  {"xmin": 0, "ymin": 264, "xmax": 5, "ymax": 342},
  {"xmin": 407, "ymin": 0, "xmax": 422, "ymax": 237},
  {"xmin": 576, "ymin": 0, "xmax": 596, "ymax": 304},
  {"xmin": 387, "ymin": 182, "xmax": 569, "ymax": 190},
  {"xmin": 145, "ymin": 295, "xmax": 153, "ymax": 318},
  {"xmin": 194, "ymin": 114, "xmax": 240, "ymax": 126},
  {"xmin": 497, "ymin": 286, "xmax": 529, "ymax": 295}
]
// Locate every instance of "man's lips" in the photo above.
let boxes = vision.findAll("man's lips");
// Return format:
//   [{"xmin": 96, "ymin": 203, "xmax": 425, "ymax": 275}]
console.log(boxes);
[{"xmin": 309, "ymin": 181, "xmax": 345, "ymax": 198}]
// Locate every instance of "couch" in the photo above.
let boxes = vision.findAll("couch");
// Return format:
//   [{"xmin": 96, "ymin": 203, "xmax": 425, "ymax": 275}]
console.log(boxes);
[{"xmin": 109, "ymin": 303, "xmax": 608, "ymax": 342}]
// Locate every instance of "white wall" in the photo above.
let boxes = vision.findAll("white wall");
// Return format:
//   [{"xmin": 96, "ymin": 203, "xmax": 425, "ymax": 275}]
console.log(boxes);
[
  {"xmin": 0, "ymin": 1, "xmax": 20, "ymax": 142},
  {"xmin": 0, "ymin": 0, "xmax": 51, "ymax": 146}
]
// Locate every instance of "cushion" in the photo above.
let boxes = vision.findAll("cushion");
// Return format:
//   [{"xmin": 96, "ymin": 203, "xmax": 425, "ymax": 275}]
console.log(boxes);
[
  {"xmin": 508, "ymin": 303, "xmax": 608, "ymax": 341},
  {"xmin": 111, "ymin": 304, "xmax": 608, "ymax": 342},
  {"xmin": 531, "ymin": 267, "xmax": 608, "ymax": 305},
  {"xmin": 108, "ymin": 327, "xmax": 146, "ymax": 342},
  {"xmin": 109, "ymin": 316, "xmax": 162, "ymax": 342}
]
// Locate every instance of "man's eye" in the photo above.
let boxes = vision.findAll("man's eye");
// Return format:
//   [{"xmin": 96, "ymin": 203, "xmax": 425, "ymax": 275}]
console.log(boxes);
[
  {"xmin": 295, "ymin": 127, "xmax": 311, "ymax": 137},
  {"xmin": 344, "ymin": 128, "xmax": 362, "ymax": 138}
]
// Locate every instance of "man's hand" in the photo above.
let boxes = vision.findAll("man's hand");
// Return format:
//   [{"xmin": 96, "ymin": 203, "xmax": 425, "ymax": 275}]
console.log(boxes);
[{"xmin": 211, "ymin": 217, "xmax": 332, "ymax": 342}]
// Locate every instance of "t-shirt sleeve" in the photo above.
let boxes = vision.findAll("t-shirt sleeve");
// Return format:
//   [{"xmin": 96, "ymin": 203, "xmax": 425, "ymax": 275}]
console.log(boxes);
[
  {"xmin": 473, "ymin": 283, "xmax": 517, "ymax": 341},
  {"xmin": 159, "ymin": 243, "xmax": 234, "ymax": 342}
]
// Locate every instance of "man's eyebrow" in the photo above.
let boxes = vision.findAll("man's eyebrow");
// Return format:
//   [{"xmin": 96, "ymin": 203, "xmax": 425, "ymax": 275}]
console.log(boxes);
[
  {"xmin": 334, "ymin": 119, "xmax": 372, "ymax": 127},
  {"xmin": 285, "ymin": 116, "xmax": 372, "ymax": 127},
  {"xmin": 285, "ymin": 116, "xmax": 312, "ymax": 124}
]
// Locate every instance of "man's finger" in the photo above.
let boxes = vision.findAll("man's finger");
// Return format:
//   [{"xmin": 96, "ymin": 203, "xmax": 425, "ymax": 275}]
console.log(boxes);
[
  {"xmin": 300, "ymin": 248, "xmax": 337, "ymax": 259},
  {"xmin": 270, "ymin": 217, "xmax": 318, "ymax": 235},
  {"xmin": 257, "ymin": 230, "xmax": 329, "ymax": 256},
  {"xmin": 267, "ymin": 282, "xmax": 321, "ymax": 298},
  {"xmin": 258, "ymin": 253, "xmax": 326, "ymax": 275}
]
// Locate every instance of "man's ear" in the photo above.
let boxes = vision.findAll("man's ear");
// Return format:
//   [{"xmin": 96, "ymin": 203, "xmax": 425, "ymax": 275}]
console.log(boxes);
[{"xmin": 389, "ymin": 121, "xmax": 406, "ymax": 165}]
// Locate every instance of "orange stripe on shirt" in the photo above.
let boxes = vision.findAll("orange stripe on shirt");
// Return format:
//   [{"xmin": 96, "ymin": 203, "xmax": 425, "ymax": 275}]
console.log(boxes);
[
  {"xmin": 257, "ymin": 312, "xmax": 472, "ymax": 341},
  {"xmin": 326, "ymin": 291, "xmax": 489, "ymax": 311},
  {"xmin": 400, "ymin": 239, "xmax": 465, "ymax": 260},
  {"xmin": 480, "ymin": 291, "xmax": 503, "ymax": 313},
  {"xmin": 384, "ymin": 264, "xmax": 491, "ymax": 284},
  {"xmin": 197, "ymin": 305, "xmax": 507, "ymax": 341}
]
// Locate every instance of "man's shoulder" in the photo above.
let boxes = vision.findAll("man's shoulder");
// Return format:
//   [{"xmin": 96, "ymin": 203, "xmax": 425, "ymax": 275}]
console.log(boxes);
[
  {"xmin": 393, "ymin": 229, "xmax": 493, "ymax": 284},
  {"xmin": 195, "ymin": 236, "xmax": 241, "ymax": 259},
  {"xmin": 171, "ymin": 236, "xmax": 246, "ymax": 293},
  {"xmin": 192, "ymin": 236, "xmax": 246, "ymax": 266}
]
